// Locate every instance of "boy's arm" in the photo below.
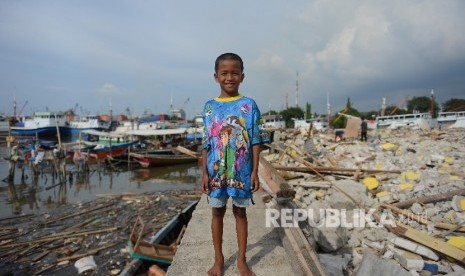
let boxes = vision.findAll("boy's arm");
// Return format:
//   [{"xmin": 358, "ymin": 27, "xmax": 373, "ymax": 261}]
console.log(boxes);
[
  {"xmin": 201, "ymin": 149, "xmax": 209, "ymax": 194},
  {"xmin": 251, "ymin": 144, "xmax": 260, "ymax": 192}
]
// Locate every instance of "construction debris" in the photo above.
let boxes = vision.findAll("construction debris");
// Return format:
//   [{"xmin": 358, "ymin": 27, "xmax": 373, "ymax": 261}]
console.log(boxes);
[{"xmin": 264, "ymin": 127, "xmax": 465, "ymax": 275}]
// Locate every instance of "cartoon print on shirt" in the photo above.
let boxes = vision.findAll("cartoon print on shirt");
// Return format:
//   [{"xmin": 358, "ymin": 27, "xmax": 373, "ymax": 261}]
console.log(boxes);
[{"xmin": 208, "ymin": 114, "xmax": 249, "ymax": 191}]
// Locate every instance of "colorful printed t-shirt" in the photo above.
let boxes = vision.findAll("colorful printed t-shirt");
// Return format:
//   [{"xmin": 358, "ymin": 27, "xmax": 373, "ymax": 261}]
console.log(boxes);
[{"xmin": 202, "ymin": 94, "xmax": 269, "ymax": 199}]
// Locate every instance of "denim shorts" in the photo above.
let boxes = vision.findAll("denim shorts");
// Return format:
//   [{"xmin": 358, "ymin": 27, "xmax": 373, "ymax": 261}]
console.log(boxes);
[{"xmin": 208, "ymin": 194, "xmax": 250, "ymax": 208}]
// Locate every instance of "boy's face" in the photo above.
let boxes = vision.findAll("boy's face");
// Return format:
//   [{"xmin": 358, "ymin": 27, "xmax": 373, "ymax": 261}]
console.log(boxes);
[{"xmin": 214, "ymin": 59, "xmax": 244, "ymax": 97}]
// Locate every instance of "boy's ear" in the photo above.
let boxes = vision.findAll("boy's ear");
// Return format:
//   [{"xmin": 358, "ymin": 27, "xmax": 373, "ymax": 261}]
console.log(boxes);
[
  {"xmin": 241, "ymin": 73, "xmax": 245, "ymax": 82},
  {"xmin": 214, "ymin": 73, "xmax": 219, "ymax": 83}
]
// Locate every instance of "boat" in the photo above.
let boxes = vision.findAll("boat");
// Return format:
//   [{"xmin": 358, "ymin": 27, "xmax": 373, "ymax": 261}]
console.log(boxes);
[
  {"xmin": 129, "ymin": 147, "xmax": 199, "ymax": 167},
  {"xmin": 127, "ymin": 200, "xmax": 198, "ymax": 265},
  {"xmin": 262, "ymin": 114, "xmax": 286, "ymax": 130},
  {"xmin": 437, "ymin": 111, "xmax": 465, "ymax": 128},
  {"xmin": 375, "ymin": 112, "xmax": 431, "ymax": 129},
  {"xmin": 292, "ymin": 117, "xmax": 328, "ymax": 131},
  {"xmin": 80, "ymin": 129, "xmax": 137, "ymax": 159},
  {"xmin": 61, "ymin": 115, "xmax": 111, "ymax": 138},
  {"xmin": 10, "ymin": 112, "xmax": 67, "ymax": 138}
]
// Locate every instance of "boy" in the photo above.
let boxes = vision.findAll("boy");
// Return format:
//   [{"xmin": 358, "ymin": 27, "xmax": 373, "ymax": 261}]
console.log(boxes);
[{"xmin": 201, "ymin": 53, "xmax": 269, "ymax": 276}]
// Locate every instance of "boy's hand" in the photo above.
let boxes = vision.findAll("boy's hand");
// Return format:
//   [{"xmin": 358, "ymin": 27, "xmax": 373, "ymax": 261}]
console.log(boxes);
[
  {"xmin": 251, "ymin": 173, "xmax": 260, "ymax": 193},
  {"xmin": 201, "ymin": 173, "xmax": 209, "ymax": 194}
]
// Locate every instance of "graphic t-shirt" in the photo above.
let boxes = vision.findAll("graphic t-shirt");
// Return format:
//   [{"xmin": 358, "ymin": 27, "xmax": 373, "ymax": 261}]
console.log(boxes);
[{"xmin": 202, "ymin": 94, "xmax": 269, "ymax": 199}]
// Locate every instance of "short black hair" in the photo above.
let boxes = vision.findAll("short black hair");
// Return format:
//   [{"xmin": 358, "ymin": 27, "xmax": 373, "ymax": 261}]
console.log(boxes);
[{"xmin": 215, "ymin": 53, "xmax": 244, "ymax": 72}]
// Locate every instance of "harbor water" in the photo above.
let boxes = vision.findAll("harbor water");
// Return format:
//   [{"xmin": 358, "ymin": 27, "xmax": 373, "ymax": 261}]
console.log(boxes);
[{"xmin": 0, "ymin": 145, "xmax": 202, "ymax": 219}]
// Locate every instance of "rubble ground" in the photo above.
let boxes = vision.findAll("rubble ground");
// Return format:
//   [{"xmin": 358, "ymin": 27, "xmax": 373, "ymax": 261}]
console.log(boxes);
[
  {"xmin": 267, "ymin": 127, "xmax": 465, "ymax": 275},
  {"xmin": 0, "ymin": 189, "xmax": 201, "ymax": 275}
]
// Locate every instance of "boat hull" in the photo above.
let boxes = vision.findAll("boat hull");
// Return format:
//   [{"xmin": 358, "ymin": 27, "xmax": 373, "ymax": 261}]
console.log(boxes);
[{"xmin": 130, "ymin": 152, "xmax": 198, "ymax": 167}]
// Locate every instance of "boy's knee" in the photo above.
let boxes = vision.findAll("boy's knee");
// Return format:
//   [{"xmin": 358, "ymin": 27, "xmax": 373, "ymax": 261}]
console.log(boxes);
[
  {"xmin": 212, "ymin": 206, "xmax": 226, "ymax": 217},
  {"xmin": 232, "ymin": 205, "xmax": 247, "ymax": 219}
]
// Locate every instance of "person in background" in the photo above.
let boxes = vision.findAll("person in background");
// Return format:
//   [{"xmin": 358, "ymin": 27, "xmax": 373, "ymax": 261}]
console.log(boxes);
[{"xmin": 361, "ymin": 117, "xmax": 368, "ymax": 142}]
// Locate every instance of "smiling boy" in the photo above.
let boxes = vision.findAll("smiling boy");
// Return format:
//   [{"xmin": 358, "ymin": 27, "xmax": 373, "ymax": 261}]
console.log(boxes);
[{"xmin": 201, "ymin": 53, "xmax": 268, "ymax": 276}]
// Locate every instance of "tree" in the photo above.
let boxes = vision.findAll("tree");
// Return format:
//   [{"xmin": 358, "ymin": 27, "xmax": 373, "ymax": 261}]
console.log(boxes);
[
  {"xmin": 305, "ymin": 102, "xmax": 311, "ymax": 119},
  {"xmin": 442, "ymin": 98, "xmax": 465, "ymax": 111},
  {"xmin": 330, "ymin": 97, "xmax": 361, "ymax": 128},
  {"xmin": 384, "ymin": 105, "xmax": 408, "ymax": 115},
  {"xmin": 263, "ymin": 110, "xmax": 279, "ymax": 116},
  {"xmin": 280, "ymin": 107, "xmax": 304, "ymax": 128},
  {"xmin": 407, "ymin": 96, "xmax": 438, "ymax": 113}
]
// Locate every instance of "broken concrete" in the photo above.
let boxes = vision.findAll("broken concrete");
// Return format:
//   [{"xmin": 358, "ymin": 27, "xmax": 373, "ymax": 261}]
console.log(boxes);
[{"xmin": 266, "ymin": 127, "xmax": 465, "ymax": 274}]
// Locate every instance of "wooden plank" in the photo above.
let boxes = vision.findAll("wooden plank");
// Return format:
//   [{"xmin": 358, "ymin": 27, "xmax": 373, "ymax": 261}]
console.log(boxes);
[
  {"xmin": 259, "ymin": 155, "xmax": 295, "ymax": 199},
  {"xmin": 175, "ymin": 146, "xmax": 199, "ymax": 158},
  {"xmin": 391, "ymin": 223, "xmax": 465, "ymax": 265},
  {"xmin": 272, "ymin": 165, "xmax": 401, "ymax": 174},
  {"xmin": 381, "ymin": 203, "xmax": 465, "ymax": 232},
  {"xmin": 394, "ymin": 188, "xmax": 465, "ymax": 209}
]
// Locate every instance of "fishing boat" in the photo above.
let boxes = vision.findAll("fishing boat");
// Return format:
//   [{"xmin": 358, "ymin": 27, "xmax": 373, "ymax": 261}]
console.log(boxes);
[
  {"xmin": 292, "ymin": 117, "xmax": 328, "ymax": 131},
  {"xmin": 437, "ymin": 111, "xmax": 465, "ymax": 128},
  {"xmin": 61, "ymin": 115, "xmax": 111, "ymax": 138},
  {"xmin": 375, "ymin": 112, "xmax": 431, "ymax": 129},
  {"xmin": 263, "ymin": 114, "xmax": 286, "ymax": 130},
  {"xmin": 80, "ymin": 129, "xmax": 137, "ymax": 159},
  {"xmin": 127, "ymin": 200, "xmax": 198, "ymax": 265},
  {"xmin": 10, "ymin": 112, "xmax": 67, "ymax": 138}
]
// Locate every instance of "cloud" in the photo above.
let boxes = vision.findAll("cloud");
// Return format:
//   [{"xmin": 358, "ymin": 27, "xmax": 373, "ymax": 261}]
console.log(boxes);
[{"xmin": 1, "ymin": 0, "xmax": 464, "ymax": 117}]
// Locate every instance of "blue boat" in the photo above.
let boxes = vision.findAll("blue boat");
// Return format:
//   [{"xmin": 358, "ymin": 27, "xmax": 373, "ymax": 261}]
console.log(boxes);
[{"xmin": 10, "ymin": 112, "xmax": 67, "ymax": 138}]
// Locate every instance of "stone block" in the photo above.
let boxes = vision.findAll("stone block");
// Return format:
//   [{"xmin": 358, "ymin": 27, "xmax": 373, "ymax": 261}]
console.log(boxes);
[
  {"xmin": 393, "ymin": 248, "xmax": 425, "ymax": 271},
  {"xmin": 390, "ymin": 237, "xmax": 439, "ymax": 261}
]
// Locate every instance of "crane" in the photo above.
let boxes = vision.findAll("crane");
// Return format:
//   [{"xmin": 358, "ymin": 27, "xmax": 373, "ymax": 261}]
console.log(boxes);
[
  {"xmin": 17, "ymin": 100, "xmax": 28, "ymax": 119},
  {"xmin": 179, "ymin": 97, "xmax": 190, "ymax": 110},
  {"xmin": 389, "ymin": 96, "xmax": 411, "ymax": 115}
]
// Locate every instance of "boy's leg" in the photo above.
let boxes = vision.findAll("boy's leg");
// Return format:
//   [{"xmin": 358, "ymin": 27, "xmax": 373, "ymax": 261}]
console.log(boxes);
[
  {"xmin": 209, "ymin": 205, "xmax": 226, "ymax": 276},
  {"xmin": 232, "ymin": 205, "xmax": 255, "ymax": 276}
]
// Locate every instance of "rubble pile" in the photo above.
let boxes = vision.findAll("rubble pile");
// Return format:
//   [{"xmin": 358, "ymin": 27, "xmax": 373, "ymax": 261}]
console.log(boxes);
[
  {"xmin": 266, "ymin": 127, "xmax": 465, "ymax": 275},
  {"xmin": 0, "ymin": 189, "xmax": 201, "ymax": 275}
]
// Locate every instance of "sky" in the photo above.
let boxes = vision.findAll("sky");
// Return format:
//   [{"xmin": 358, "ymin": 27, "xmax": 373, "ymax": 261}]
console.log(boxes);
[{"xmin": 1, "ymin": 0, "xmax": 465, "ymax": 119}]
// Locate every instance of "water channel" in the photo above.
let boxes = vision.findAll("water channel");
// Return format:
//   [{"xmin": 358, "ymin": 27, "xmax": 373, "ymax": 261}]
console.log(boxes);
[{"xmin": 0, "ymin": 146, "xmax": 202, "ymax": 219}]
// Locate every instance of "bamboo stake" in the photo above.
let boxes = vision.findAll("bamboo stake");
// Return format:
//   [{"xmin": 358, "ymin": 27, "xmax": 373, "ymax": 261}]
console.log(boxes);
[
  {"xmin": 44, "ymin": 202, "xmax": 115, "ymax": 225},
  {"xmin": 0, "ymin": 227, "xmax": 118, "ymax": 248}
]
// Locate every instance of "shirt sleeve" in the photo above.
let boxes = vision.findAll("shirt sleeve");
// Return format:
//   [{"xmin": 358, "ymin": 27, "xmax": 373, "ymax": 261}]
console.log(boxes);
[
  {"xmin": 201, "ymin": 104, "xmax": 211, "ymax": 150},
  {"xmin": 251, "ymin": 100, "xmax": 270, "ymax": 145}
]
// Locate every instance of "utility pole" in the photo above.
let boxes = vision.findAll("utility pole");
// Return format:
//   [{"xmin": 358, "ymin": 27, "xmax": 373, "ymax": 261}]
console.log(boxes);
[
  {"xmin": 380, "ymin": 97, "xmax": 386, "ymax": 116},
  {"xmin": 109, "ymin": 98, "xmax": 113, "ymax": 122},
  {"xmin": 326, "ymin": 92, "xmax": 331, "ymax": 125},
  {"xmin": 13, "ymin": 97, "xmax": 17, "ymax": 119},
  {"xmin": 285, "ymin": 93, "xmax": 288, "ymax": 109},
  {"xmin": 295, "ymin": 71, "xmax": 299, "ymax": 108},
  {"xmin": 430, "ymin": 90, "xmax": 435, "ymax": 118}
]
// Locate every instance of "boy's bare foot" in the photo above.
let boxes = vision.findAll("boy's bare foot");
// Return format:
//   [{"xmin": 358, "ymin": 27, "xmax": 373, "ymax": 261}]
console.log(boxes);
[
  {"xmin": 207, "ymin": 257, "xmax": 224, "ymax": 276},
  {"xmin": 237, "ymin": 259, "xmax": 255, "ymax": 276}
]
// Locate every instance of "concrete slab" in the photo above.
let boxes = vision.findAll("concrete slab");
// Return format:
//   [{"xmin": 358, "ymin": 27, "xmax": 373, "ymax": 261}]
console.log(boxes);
[{"xmin": 167, "ymin": 191, "xmax": 295, "ymax": 276}]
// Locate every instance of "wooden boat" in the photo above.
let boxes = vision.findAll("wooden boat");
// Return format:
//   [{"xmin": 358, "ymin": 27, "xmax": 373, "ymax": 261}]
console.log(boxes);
[
  {"xmin": 127, "ymin": 201, "xmax": 198, "ymax": 265},
  {"xmin": 129, "ymin": 146, "xmax": 199, "ymax": 167},
  {"xmin": 80, "ymin": 129, "xmax": 137, "ymax": 159}
]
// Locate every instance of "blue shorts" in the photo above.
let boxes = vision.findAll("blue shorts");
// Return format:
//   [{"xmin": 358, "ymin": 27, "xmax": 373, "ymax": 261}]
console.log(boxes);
[{"xmin": 208, "ymin": 194, "xmax": 251, "ymax": 208}]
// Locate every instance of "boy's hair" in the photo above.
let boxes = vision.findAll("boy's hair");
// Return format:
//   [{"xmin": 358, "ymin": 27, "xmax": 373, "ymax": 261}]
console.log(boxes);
[{"xmin": 215, "ymin": 53, "xmax": 244, "ymax": 72}]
